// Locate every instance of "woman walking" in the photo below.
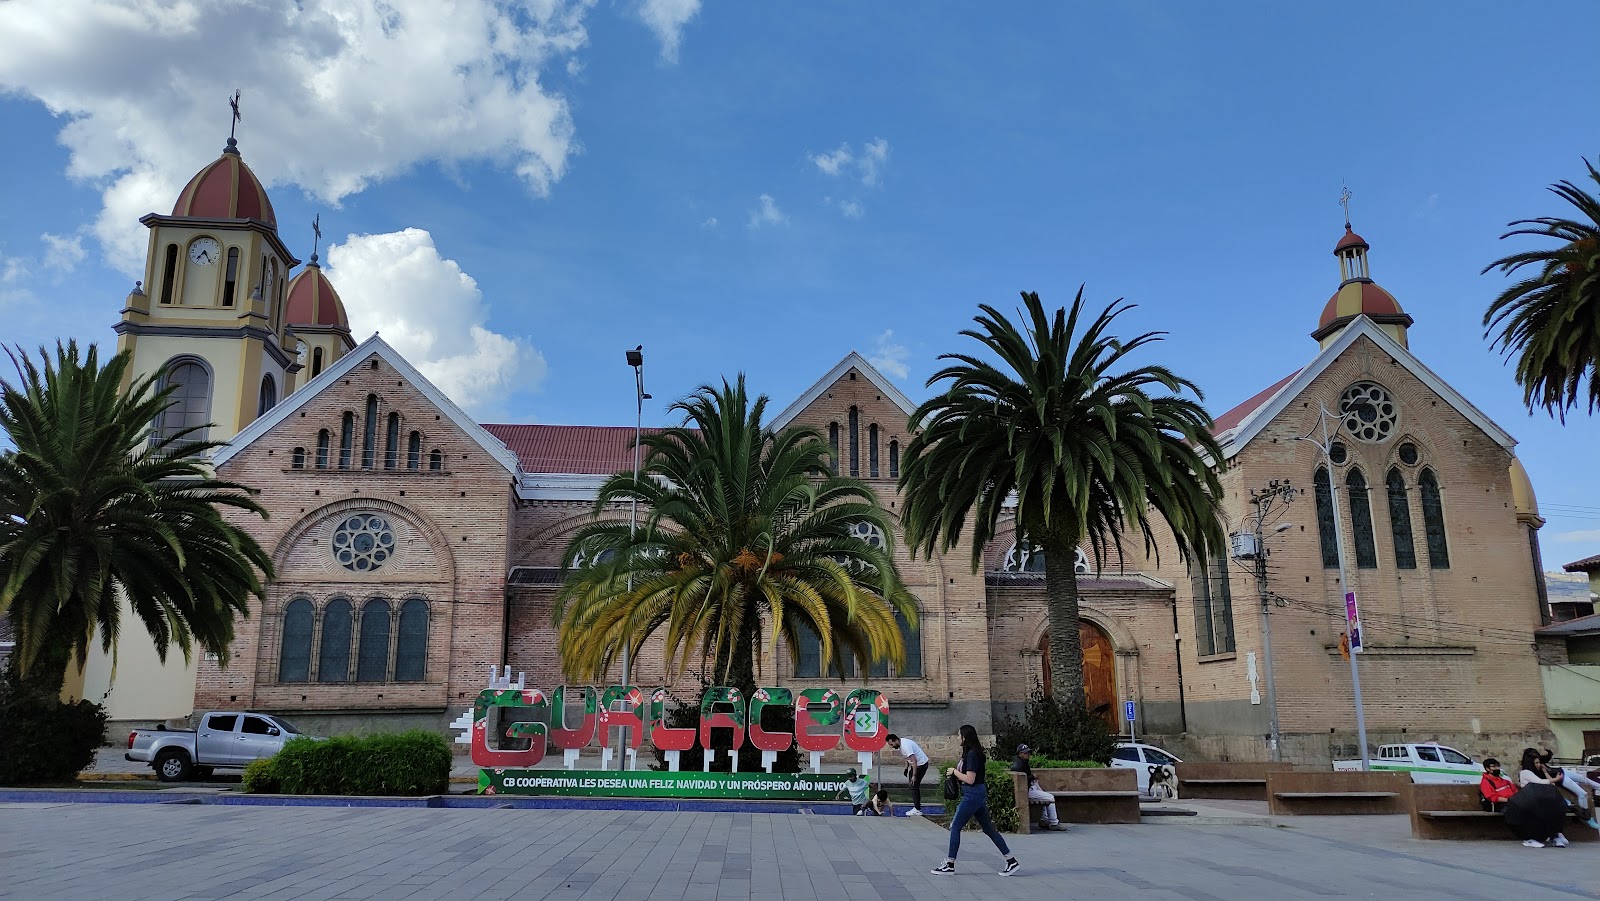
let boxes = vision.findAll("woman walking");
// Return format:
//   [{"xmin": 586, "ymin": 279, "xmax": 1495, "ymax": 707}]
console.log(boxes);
[{"xmin": 932, "ymin": 724, "xmax": 1021, "ymax": 876}]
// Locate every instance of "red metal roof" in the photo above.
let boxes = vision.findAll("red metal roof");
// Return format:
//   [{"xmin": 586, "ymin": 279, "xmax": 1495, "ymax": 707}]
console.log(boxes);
[
  {"xmin": 1210, "ymin": 370, "xmax": 1300, "ymax": 436},
  {"xmin": 1334, "ymin": 226, "xmax": 1369, "ymax": 252},
  {"xmin": 481, "ymin": 424, "xmax": 683, "ymax": 474},
  {"xmin": 172, "ymin": 147, "xmax": 277, "ymax": 225},
  {"xmin": 1564, "ymin": 553, "xmax": 1600, "ymax": 573},
  {"xmin": 1318, "ymin": 281, "xmax": 1404, "ymax": 329}
]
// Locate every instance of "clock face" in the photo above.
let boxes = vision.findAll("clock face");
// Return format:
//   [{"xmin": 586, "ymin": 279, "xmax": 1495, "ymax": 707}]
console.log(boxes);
[{"xmin": 188, "ymin": 238, "xmax": 220, "ymax": 266}]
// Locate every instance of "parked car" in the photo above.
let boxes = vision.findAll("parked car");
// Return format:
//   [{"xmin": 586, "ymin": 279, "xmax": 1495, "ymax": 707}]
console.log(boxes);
[
  {"xmin": 127, "ymin": 711, "xmax": 305, "ymax": 782},
  {"xmin": 1332, "ymin": 743, "xmax": 1479, "ymax": 784},
  {"xmin": 1112, "ymin": 741, "xmax": 1182, "ymax": 799}
]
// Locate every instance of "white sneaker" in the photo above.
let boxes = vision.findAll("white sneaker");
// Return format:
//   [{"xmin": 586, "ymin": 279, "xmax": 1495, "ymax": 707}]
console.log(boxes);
[
  {"xmin": 1522, "ymin": 839, "xmax": 1545, "ymax": 848},
  {"xmin": 999, "ymin": 859, "xmax": 1021, "ymax": 877},
  {"xmin": 1552, "ymin": 834, "xmax": 1569, "ymax": 848},
  {"xmin": 931, "ymin": 861, "xmax": 955, "ymax": 875},
  {"xmin": 906, "ymin": 808, "xmax": 924, "ymax": 817},
  {"xmin": 854, "ymin": 810, "xmax": 864, "ymax": 816}
]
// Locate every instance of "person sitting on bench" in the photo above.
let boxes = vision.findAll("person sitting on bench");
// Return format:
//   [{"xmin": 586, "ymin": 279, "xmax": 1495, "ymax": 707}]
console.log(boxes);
[
  {"xmin": 1480, "ymin": 758, "xmax": 1516, "ymax": 812},
  {"xmin": 1011, "ymin": 744, "xmax": 1062, "ymax": 831}
]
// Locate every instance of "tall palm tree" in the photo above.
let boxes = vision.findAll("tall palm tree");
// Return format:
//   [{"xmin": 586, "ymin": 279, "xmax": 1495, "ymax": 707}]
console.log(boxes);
[
  {"xmin": 1482, "ymin": 158, "xmax": 1600, "ymax": 420},
  {"xmin": 898, "ymin": 290, "xmax": 1225, "ymax": 711},
  {"xmin": 0, "ymin": 341, "xmax": 273, "ymax": 696},
  {"xmin": 553, "ymin": 377, "xmax": 917, "ymax": 699}
]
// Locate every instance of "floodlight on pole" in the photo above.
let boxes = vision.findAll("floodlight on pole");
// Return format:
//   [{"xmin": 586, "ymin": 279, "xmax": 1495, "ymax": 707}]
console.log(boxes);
[{"xmin": 617, "ymin": 344, "xmax": 646, "ymax": 772}]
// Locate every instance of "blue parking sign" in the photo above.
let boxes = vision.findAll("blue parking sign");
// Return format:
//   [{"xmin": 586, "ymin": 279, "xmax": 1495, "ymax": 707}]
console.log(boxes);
[{"xmin": 1123, "ymin": 701, "xmax": 1136, "ymax": 722}]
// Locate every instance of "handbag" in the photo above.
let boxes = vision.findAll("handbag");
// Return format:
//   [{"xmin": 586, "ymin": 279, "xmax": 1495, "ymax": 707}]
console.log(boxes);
[{"xmin": 942, "ymin": 772, "xmax": 960, "ymax": 800}]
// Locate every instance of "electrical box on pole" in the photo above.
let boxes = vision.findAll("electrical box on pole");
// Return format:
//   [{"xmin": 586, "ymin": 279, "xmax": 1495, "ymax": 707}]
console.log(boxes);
[{"xmin": 1229, "ymin": 532, "xmax": 1259, "ymax": 560}]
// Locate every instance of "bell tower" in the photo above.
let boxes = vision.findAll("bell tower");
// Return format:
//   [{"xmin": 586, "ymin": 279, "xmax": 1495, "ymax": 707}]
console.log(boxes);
[{"xmin": 115, "ymin": 99, "xmax": 301, "ymax": 444}]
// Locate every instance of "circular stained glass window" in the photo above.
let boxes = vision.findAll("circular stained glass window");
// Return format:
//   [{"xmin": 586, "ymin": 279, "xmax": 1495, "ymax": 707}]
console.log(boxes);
[
  {"xmin": 332, "ymin": 514, "xmax": 395, "ymax": 573},
  {"xmin": 849, "ymin": 521, "xmax": 886, "ymax": 549},
  {"xmin": 1329, "ymin": 442, "xmax": 1348, "ymax": 465},
  {"xmin": 1398, "ymin": 442, "xmax": 1419, "ymax": 465},
  {"xmin": 1002, "ymin": 543, "xmax": 1091, "ymax": 574},
  {"xmin": 1339, "ymin": 382, "xmax": 1399, "ymax": 444}
]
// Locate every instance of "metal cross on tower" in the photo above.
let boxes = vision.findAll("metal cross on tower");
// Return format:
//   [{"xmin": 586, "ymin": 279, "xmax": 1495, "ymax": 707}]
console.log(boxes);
[
  {"xmin": 311, "ymin": 214, "xmax": 322, "ymax": 262},
  {"xmin": 228, "ymin": 90, "xmax": 242, "ymax": 141},
  {"xmin": 1339, "ymin": 183, "xmax": 1354, "ymax": 227}
]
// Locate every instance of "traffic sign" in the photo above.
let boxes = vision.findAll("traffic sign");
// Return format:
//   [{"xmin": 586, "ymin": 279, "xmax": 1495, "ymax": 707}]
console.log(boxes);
[{"xmin": 1124, "ymin": 701, "xmax": 1136, "ymax": 722}]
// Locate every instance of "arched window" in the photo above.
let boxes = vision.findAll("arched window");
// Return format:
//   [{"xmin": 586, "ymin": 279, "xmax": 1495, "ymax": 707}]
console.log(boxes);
[
  {"xmin": 384, "ymin": 413, "xmax": 400, "ymax": 469},
  {"xmin": 395, "ymin": 599, "xmax": 428, "ymax": 681},
  {"xmin": 1419, "ymin": 469, "xmax": 1450, "ymax": 568},
  {"xmin": 828, "ymin": 423, "xmax": 839, "ymax": 473},
  {"xmin": 155, "ymin": 360, "xmax": 211, "ymax": 446},
  {"xmin": 889, "ymin": 440, "xmax": 899, "ymax": 479},
  {"xmin": 361, "ymin": 394, "xmax": 379, "ymax": 468},
  {"xmin": 1191, "ymin": 556, "xmax": 1236, "ymax": 656},
  {"xmin": 159, "ymin": 244, "xmax": 178, "ymax": 304},
  {"xmin": 317, "ymin": 598, "xmax": 353, "ymax": 683},
  {"xmin": 429, "ymin": 449, "xmax": 443, "ymax": 471},
  {"xmin": 315, "ymin": 429, "xmax": 330, "ymax": 468},
  {"xmin": 870, "ymin": 606, "xmax": 922, "ymax": 678},
  {"xmin": 311, "ymin": 347, "xmax": 324, "ymax": 378},
  {"xmin": 1313, "ymin": 467, "xmax": 1339, "ymax": 568},
  {"xmin": 257, "ymin": 375, "xmax": 277, "ymax": 418},
  {"xmin": 278, "ymin": 598, "xmax": 314, "ymax": 683},
  {"xmin": 221, "ymin": 247, "xmax": 240, "ymax": 307},
  {"xmin": 407, "ymin": 431, "xmax": 421, "ymax": 470},
  {"xmin": 291, "ymin": 446, "xmax": 306, "ymax": 469},
  {"xmin": 356, "ymin": 598, "xmax": 392, "ymax": 682},
  {"xmin": 848, "ymin": 406, "xmax": 860, "ymax": 477},
  {"xmin": 1346, "ymin": 469, "xmax": 1378, "ymax": 569},
  {"xmin": 868, "ymin": 424, "xmax": 879, "ymax": 477},
  {"xmin": 1385, "ymin": 469, "xmax": 1417, "ymax": 570},
  {"xmin": 338, "ymin": 411, "xmax": 354, "ymax": 469}
]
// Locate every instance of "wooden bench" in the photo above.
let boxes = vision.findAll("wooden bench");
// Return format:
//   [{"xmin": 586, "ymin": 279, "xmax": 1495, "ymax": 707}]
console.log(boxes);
[
  {"xmin": 1265, "ymin": 771, "xmax": 1411, "ymax": 815},
  {"xmin": 1407, "ymin": 782, "xmax": 1599, "ymax": 841},
  {"xmin": 1010, "ymin": 768, "xmax": 1140, "ymax": 833},
  {"xmin": 1175, "ymin": 762, "xmax": 1294, "ymax": 801}
]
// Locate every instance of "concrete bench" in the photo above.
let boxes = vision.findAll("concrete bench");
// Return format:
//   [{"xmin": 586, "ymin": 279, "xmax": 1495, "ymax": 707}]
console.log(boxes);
[
  {"xmin": 1010, "ymin": 768, "xmax": 1141, "ymax": 833},
  {"xmin": 1175, "ymin": 762, "xmax": 1294, "ymax": 801},
  {"xmin": 1265, "ymin": 771, "xmax": 1411, "ymax": 815},
  {"xmin": 1407, "ymin": 782, "xmax": 1599, "ymax": 841}
]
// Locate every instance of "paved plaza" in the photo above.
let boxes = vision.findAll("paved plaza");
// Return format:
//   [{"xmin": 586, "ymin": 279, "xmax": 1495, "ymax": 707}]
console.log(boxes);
[{"xmin": 2, "ymin": 801, "xmax": 1598, "ymax": 901}]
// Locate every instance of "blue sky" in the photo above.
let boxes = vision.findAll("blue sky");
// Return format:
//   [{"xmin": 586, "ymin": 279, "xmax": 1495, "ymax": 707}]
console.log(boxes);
[{"xmin": 1, "ymin": 1, "xmax": 1597, "ymax": 565}]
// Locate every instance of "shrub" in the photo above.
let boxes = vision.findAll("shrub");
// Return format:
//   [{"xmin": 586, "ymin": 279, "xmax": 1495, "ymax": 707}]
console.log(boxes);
[
  {"xmin": 257, "ymin": 730, "xmax": 451, "ymax": 796},
  {"xmin": 981, "ymin": 759, "xmax": 1021, "ymax": 833},
  {"xmin": 990, "ymin": 687, "xmax": 1116, "ymax": 766},
  {"xmin": 240, "ymin": 757, "xmax": 280, "ymax": 794},
  {"xmin": 0, "ymin": 663, "xmax": 107, "ymax": 786}
]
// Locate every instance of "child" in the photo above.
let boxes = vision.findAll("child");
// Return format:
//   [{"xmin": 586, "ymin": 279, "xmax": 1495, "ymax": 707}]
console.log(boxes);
[
  {"xmin": 871, "ymin": 789, "xmax": 895, "ymax": 817},
  {"xmin": 836, "ymin": 768, "xmax": 871, "ymax": 815},
  {"xmin": 1479, "ymin": 758, "xmax": 1516, "ymax": 812}
]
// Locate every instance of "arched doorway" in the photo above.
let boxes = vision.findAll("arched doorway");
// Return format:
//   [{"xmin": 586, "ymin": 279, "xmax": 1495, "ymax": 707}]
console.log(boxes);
[{"xmin": 1039, "ymin": 621, "xmax": 1118, "ymax": 731}]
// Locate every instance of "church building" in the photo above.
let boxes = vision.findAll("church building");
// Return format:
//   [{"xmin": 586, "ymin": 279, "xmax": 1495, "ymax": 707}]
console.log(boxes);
[{"xmin": 103, "ymin": 135, "xmax": 1554, "ymax": 764}]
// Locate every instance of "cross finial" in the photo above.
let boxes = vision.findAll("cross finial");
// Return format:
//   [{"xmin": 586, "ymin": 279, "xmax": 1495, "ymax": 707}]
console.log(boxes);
[
  {"xmin": 310, "ymin": 214, "xmax": 322, "ymax": 264},
  {"xmin": 225, "ymin": 89, "xmax": 242, "ymax": 153},
  {"xmin": 1339, "ymin": 182, "xmax": 1354, "ymax": 228}
]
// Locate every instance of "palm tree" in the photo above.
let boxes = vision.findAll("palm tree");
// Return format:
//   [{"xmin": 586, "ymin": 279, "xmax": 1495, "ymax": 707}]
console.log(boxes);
[
  {"xmin": 0, "ymin": 341, "xmax": 273, "ymax": 697},
  {"xmin": 898, "ymin": 290, "xmax": 1225, "ymax": 712},
  {"xmin": 1482, "ymin": 157, "xmax": 1600, "ymax": 420},
  {"xmin": 553, "ymin": 377, "xmax": 917, "ymax": 701}
]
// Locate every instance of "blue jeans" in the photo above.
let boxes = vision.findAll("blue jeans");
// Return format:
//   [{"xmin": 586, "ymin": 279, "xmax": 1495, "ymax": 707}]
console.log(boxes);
[{"xmin": 947, "ymin": 784, "xmax": 1011, "ymax": 860}]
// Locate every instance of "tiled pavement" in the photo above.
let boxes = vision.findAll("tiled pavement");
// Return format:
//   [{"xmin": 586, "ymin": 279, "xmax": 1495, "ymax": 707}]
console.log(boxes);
[{"xmin": 2, "ymin": 803, "xmax": 1597, "ymax": 900}]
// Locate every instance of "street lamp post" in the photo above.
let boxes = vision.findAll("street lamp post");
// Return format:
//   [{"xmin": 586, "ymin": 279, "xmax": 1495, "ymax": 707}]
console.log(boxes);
[
  {"xmin": 620, "ymin": 345, "xmax": 650, "ymax": 772},
  {"xmin": 1246, "ymin": 481, "xmax": 1294, "ymax": 762},
  {"xmin": 1297, "ymin": 404, "xmax": 1371, "ymax": 772}
]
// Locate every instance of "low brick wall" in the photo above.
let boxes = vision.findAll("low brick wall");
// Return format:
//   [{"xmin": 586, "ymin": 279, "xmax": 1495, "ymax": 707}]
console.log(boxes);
[
  {"xmin": 1012, "ymin": 767, "xmax": 1140, "ymax": 832},
  {"xmin": 1175, "ymin": 762, "xmax": 1294, "ymax": 801},
  {"xmin": 1265, "ymin": 771, "xmax": 1410, "ymax": 815}
]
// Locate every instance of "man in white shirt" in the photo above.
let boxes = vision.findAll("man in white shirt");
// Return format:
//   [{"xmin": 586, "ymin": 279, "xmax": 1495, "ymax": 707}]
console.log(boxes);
[{"xmin": 887, "ymin": 733, "xmax": 930, "ymax": 815}]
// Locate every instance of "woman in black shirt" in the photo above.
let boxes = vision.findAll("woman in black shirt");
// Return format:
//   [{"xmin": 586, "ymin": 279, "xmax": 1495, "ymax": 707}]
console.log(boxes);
[{"xmin": 932, "ymin": 724, "xmax": 1020, "ymax": 876}]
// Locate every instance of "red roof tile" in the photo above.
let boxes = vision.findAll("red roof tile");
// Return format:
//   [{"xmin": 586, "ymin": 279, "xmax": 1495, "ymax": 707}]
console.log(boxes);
[
  {"xmin": 481, "ymin": 424, "xmax": 682, "ymax": 474},
  {"xmin": 1564, "ymin": 553, "xmax": 1600, "ymax": 573},
  {"xmin": 1210, "ymin": 370, "xmax": 1300, "ymax": 436}
]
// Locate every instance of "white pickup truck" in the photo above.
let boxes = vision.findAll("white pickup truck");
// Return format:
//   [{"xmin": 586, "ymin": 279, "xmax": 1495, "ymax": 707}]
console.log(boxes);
[
  {"xmin": 1332, "ymin": 743, "xmax": 1480, "ymax": 784},
  {"xmin": 126, "ymin": 711, "xmax": 304, "ymax": 782}
]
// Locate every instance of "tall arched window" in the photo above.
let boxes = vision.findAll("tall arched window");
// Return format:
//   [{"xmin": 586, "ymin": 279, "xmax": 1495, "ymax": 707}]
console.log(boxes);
[
  {"xmin": 278, "ymin": 598, "xmax": 314, "ymax": 683},
  {"xmin": 155, "ymin": 360, "xmax": 211, "ymax": 446},
  {"xmin": 291, "ymin": 446, "xmax": 306, "ymax": 469},
  {"xmin": 357, "ymin": 598, "xmax": 392, "ymax": 682},
  {"xmin": 311, "ymin": 347, "xmax": 325, "ymax": 378},
  {"xmin": 848, "ymin": 406, "xmax": 860, "ymax": 476},
  {"xmin": 828, "ymin": 423, "xmax": 839, "ymax": 473},
  {"xmin": 395, "ymin": 599, "xmax": 428, "ymax": 681},
  {"xmin": 361, "ymin": 394, "xmax": 379, "ymax": 468},
  {"xmin": 1346, "ymin": 469, "xmax": 1378, "ymax": 569},
  {"xmin": 338, "ymin": 412, "xmax": 354, "ymax": 468},
  {"xmin": 868, "ymin": 424, "xmax": 879, "ymax": 477},
  {"xmin": 889, "ymin": 440, "xmax": 900, "ymax": 479},
  {"xmin": 1313, "ymin": 467, "xmax": 1339, "ymax": 568},
  {"xmin": 1385, "ymin": 469, "xmax": 1417, "ymax": 570},
  {"xmin": 384, "ymin": 413, "xmax": 400, "ymax": 470},
  {"xmin": 315, "ymin": 429, "xmax": 330, "ymax": 468},
  {"xmin": 257, "ymin": 375, "xmax": 277, "ymax": 418},
  {"xmin": 317, "ymin": 598, "xmax": 353, "ymax": 683},
  {"xmin": 407, "ymin": 431, "xmax": 421, "ymax": 470},
  {"xmin": 1419, "ymin": 469, "xmax": 1450, "ymax": 568},
  {"xmin": 429, "ymin": 449, "xmax": 443, "ymax": 471},
  {"xmin": 159, "ymin": 244, "xmax": 178, "ymax": 304},
  {"xmin": 221, "ymin": 247, "xmax": 240, "ymax": 307}
]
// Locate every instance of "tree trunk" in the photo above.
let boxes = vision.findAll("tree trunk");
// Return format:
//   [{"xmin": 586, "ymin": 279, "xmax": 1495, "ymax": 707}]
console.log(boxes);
[{"xmin": 1041, "ymin": 534, "xmax": 1088, "ymax": 712}]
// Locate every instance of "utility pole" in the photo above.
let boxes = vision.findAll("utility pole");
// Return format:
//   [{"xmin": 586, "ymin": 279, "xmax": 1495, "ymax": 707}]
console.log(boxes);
[
  {"xmin": 620, "ymin": 346, "xmax": 650, "ymax": 772},
  {"xmin": 1245, "ymin": 480, "xmax": 1295, "ymax": 762},
  {"xmin": 1297, "ymin": 405, "xmax": 1371, "ymax": 772}
]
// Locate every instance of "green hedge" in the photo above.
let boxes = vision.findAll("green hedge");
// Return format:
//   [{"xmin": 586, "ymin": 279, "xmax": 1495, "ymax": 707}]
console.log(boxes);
[
  {"xmin": 0, "ymin": 663, "xmax": 107, "ymax": 786},
  {"xmin": 243, "ymin": 730, "xmax": 450, "ymax": 796},
  {"xmin": 936, "ymin": 757, "xmax": 1102, "ymax": 832}
]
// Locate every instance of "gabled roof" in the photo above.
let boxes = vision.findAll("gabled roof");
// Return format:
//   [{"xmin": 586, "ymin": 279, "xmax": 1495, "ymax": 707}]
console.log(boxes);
[
  {"xmin": 483, "ymin": 424, "xmax": 677, "ymax": 474},
  {"xmin": 1216, "ymin": 315, "xmax": 1516, "ymax": 459},
  {"xmin": 1565, "ymin": 553, "xmax": 1600, "ymax": 574},
  {"xmin": 1211, "ymin": 369, "xmax": 1301, "ymax": 440},
  {"xmin": 769, "ymin": 351, "xmax": 918, "ymax": 432},
  {"xmin": 214, "ymin": 335, "xmax": 521, "ymax": 475},
  {"xmin": 1536, "ymin": 612, "xmax": 1600, "ymax": 638}
]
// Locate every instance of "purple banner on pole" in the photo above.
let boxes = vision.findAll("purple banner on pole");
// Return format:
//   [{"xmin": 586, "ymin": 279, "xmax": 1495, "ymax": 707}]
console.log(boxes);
[{"xmin": 1344, "ymin": 591, "xmax": 1364, "ymax": 653}]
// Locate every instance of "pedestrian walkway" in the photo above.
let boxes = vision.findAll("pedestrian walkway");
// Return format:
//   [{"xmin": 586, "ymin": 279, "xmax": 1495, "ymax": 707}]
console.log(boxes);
[{"xmin": 2, "ymin": 802, "xmax": 1595, "ymax": 900}]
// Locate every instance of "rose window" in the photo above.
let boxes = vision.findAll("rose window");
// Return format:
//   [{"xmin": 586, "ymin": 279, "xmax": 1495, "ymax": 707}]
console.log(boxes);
[
  {"xmin": 849, "ymin": 521, "xmax": 886, "ymax": 549},
  {"xmin": 1339, "ymin": 382, "xmax": 1399, "ymax": 444},
  {"xmin": 332, "ymin": 514, "xmax": 395, "ymax": 572},
  {"xmin": 1002, "ymin": 543, "xmax": 1091, "ymax": 574}
]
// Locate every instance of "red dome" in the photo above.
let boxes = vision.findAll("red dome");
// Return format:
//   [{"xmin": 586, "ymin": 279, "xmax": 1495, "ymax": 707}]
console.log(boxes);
[
  {"xmin": 171, "ymin": 143, "xmax": 276, "ymax": 226},
  {"xmin": 1334, "ymin": 225, "xmax": 1369, "ymax": 253},
  {"xmin": 1318, "ymin": 280, "xmax": 1404, "ymax": 330},
  {"xmin": 284, "ymin": 262, "xmax": 348, "ymax": 329}
]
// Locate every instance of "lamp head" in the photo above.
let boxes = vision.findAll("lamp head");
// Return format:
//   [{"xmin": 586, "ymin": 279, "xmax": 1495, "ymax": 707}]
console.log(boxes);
[{"xmin": 626, "ymin": 346, "xmax": 644, "ymax": 367}]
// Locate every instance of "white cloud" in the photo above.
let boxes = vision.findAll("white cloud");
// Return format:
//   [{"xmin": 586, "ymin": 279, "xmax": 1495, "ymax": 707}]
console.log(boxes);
[
  {"xmin": 1554, "ymin": 529, "xmax": 1600, "ymax": 543},
  {"xmin": 322, "ymin": 228, "xmax": 546, "ymax": 413},
  {"xmin": 636, "ymin": 0, "xmax": 700, "ymax": 63},
  {"xmin": 0, "ymin": 0, "xmax": 592, "ymax": 276},
  {"xmin": 701, "ymin": 216, "xmax": 719, "ymax": 229},
  {"xmin": 0, "ymin": 251, "xmax": 34, "ymax": 311},
  {"xmin": 40, "ymin": 233, "xmax": 85, "ymax": 273},
  {"xmin": 869, "ymin": 330, "xmax": 909, "ymax": 380},
  {"xmin": 811, "ymin": 138, "xmax": 890, "ymax": 186},
  {"xmin": 747, "ymin": 194, "xmax": 787, "ymax": 230},
  {"xmin": 838, "ymin": 199, "xmax": 864, "ymax": 219}
]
